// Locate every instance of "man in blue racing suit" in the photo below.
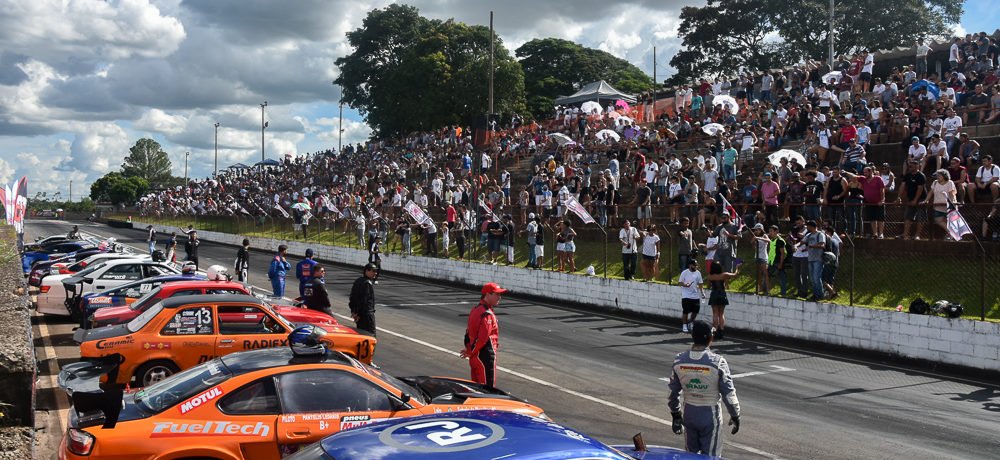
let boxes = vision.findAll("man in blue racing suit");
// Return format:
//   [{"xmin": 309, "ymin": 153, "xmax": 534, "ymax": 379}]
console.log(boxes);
[{"xmin": 667, "ymin": 320, "xmax": 741, "ymax": 457}]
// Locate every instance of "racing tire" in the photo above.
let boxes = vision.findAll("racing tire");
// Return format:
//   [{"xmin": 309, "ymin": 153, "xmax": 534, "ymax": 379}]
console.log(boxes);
[{"xmin": 134, "ymin": 360, "xmax": 180, "ymax": 388}]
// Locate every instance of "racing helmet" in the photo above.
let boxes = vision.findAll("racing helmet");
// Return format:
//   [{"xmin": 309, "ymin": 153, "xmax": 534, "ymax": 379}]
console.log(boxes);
[
  {"xmin": 151, "ymin": 250, "xmax": 166, "ymax": 262},
  {"xmin": 288, "ymin": 325, "xmax": 328, "ymax": 356},
  {"xmin": 181, "ymin": 261, "xmax": 197, "ymax": 274},
  {"xmin": 205, "ymin": 264, "xmax": 229, "ymax": 281}
]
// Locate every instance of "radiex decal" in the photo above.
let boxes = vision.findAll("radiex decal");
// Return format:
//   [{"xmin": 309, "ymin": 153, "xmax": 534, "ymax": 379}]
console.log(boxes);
[
  {"xmin": 95, "ymin": 336, "xmax": 135, "ymax": 350},
  {"xmin": 150, "ymin": 421, "xmax": 270, "ymax": 438},
  {"xmin": 178, "ymin": 387, "xmax": 224, "ymax": 414}
]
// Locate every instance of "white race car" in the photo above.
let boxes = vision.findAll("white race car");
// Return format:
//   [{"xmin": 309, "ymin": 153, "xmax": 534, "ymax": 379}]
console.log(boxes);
[{"xmin": 35, "ymin": 258, "xmax": 182, "ymax": 320}]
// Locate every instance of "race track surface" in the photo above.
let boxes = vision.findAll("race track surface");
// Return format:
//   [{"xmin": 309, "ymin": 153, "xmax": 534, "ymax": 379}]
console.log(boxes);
[{"xmin": 28, "ymin": 220, "xmax": 1000, "ymax": 459}]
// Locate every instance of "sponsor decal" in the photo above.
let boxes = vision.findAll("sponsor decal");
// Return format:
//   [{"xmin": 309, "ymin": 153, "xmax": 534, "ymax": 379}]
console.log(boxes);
[
  {"xmin": 298, "ymin": 413, "xmax": 339, "ymax": 421},
  {"xmin": 88, "ymin": 296, "xmax": 113, "ymax": 305},
  {"xmin": 340, "ymin": 414, "xmax": 373, "ymax": 430},
  {"xmin": 378, "ymin": 418, "xmax": 505, "ymax": 453},
  {"xmin": 678, "ymin": 365, "xmax": 710, "ymax": 374},
  {"xmin": 95, "ymin": 336, "xmax": 134, "ymax": 350},
  {"xmin": 142, "ymin": 342, "xmax": 172, "ymax": 350},
  {"xmin": 150, "ymin": 421, "xmax": 269, "ymax": 438},
  {"xmin": 243, "ymin": 338, "xmax": 288, "ymax": 350},
  {"xmin": 179, "ymin": 387, "xmax": 224, "ymax": 414},
  {"xmin": 685, "ymin": 378, "xmax": 710, "ymax": 391}
]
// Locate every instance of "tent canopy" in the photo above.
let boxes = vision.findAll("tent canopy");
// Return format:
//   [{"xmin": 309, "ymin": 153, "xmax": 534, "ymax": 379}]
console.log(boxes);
[
  {"xmin": 228, "ymin": 163, "xmax": 250, "ymax": 169},
  {"xmin": 554, "ymin": 80, "xmax": 637, "ymax": 106},
  {"xmin": 255, "ymin": 159, "xmax": 281, "ymax": 167}
]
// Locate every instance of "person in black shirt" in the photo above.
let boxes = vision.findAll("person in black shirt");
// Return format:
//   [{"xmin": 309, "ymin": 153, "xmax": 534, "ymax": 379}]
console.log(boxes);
[
  {"xmin": 185, "ymin": 231, "xmax": 200, "ymax": 270},
  {"xmin": 802, "ymin": 171, "xmax": 824, "ymax": 223},
  {"xmin": 486, "ymin": 215, "xmax": 503, "ymax": 264},
  {"xmin": 349, "ymin": 263, "xmax": 378, "ymax": 336},
  {"xmin": 303, "ymin": 264, "xmax": 333, "ymax": 317},
  {"xmin": 897, "ymin": 161, "xmax": 927, "ymax": 240},
  {"xmin": 234, "ymin": 238, "xmax": 250, "ymax": 282}
]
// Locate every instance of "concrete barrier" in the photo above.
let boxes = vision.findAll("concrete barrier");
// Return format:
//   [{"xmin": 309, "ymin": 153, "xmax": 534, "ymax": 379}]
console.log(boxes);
[{"xmin": 137, "ymin": 221, "xmax": 1000, "ymax": 373}]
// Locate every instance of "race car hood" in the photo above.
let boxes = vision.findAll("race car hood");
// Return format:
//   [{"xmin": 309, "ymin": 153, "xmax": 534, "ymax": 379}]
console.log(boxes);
[
  {"xmin": 400, "ymin": 376, "xmax": 526, "ymax": 405},
  {"xmin": 90, "ymin": 305, "xmax": 133, "ymax": 327},
  {"xmin": 274, "ymin": 306, "xmax": 340, "ymax": 328},
  {"xmin": 612, "ymin": 445, "xmax": 721, "ymax": 460}
]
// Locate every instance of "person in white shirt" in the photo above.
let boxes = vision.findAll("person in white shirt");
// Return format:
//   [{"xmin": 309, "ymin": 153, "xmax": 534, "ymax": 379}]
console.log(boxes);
[
  {"xmin": 968, "ymin": 155, "xmax": 1000, "ymax": 203},
  {"xmin": 942, "ymin": 109, "xmax": 963, "ymax": 154},
  {"xmin": 925, "ymin": 169, "xmax": 957, "ymax": 236},
  {"xmin": 860, "ymin": 50, "xmax": 874, "ymax": 93},
  {"xmin": 677, "ymin": 259, "xmax": 705, "ymax": 332},
  {"xmin": 926, "ymin": 134, "xmax": 949, "ymax": 173},
  {"xmin": 949, "ymin": 38, "xmax": 962, "ymax": 70},
  {"xmin": 619, "ymin": 220, "xmax": 641, "ymax": 280},
  {"xmin": 817, "ymin": 85, "xmax": 834, "ymax": 112},
  {"xmin": 915, "ymin": 40, "xmax": 932, "ymax": 76},
  {"xmin": 907, "ymin": 136, "xmax": 927, "ymax": 168},
  {"xmin": 644, "ymin": 161, "xmax": 659, "ymax": 187}
]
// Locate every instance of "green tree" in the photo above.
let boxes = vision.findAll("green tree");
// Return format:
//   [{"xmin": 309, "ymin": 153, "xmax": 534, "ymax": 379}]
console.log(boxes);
[
  {"xmin": 90, "ymin": 172, "xmax": 148, "ymax": 205},
  {"xmin": 336, "ymin": 5, "xmax": 525, "ymax": 136},
  {"xmin": 121, "ymin": 138, "xmax": 173, "ymax": 187},
  {"xmin": 516, "ymin": 38, "xmax": 653, "ymax": 119},
  {"xmin": 667, "ymin": 0, "xmax": 787, "ymax": 86},
  {"xmin": 773, "ymin": 0, "xmax": 963, "ymax": 61}
]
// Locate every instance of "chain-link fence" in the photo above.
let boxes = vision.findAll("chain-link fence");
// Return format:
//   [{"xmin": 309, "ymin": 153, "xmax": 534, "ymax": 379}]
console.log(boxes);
[{"xmin": 114, "ymin": 200, "xmax": 1000, "ymax": 321}]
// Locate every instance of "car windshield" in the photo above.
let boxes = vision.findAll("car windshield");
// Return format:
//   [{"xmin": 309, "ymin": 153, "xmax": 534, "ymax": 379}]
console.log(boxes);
[
  {"xmin": 133, "ymin": 360, "xmax": 232, "ymax": 413},
  {"xmin": 127, "ymin": 287, "xmax": 163, "ymax": 311},
  {"xmin": 127, "ymin": 301, "xmax": 164, "ymax": 333},
  {"xmin": 262, "ymin": 301, "xmax": 294, "ymax": 329},
  {"xmin": 350, "ymin": 358, "xmax": 427, "ymax": 405},
  {"xmin": 73, "ymin": 261, "xmax": 108, "ymax": 278}
]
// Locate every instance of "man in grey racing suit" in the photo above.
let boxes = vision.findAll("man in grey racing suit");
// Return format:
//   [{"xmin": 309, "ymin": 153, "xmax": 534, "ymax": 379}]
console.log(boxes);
[{"xmin": 667, "ymin": 320, "xmax": 741, "ymax": 456}]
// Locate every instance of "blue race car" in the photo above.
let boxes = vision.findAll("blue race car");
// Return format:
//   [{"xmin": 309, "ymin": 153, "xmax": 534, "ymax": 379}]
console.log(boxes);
[
  {"xmin": 286, "ymin": 410, "xmax": 717, "ymax": 460},
  {"xmin": 74, "ymin": 273, "xmax": 207, "ymax": 324},
  {"xmin": 21, "ymin": 240, "xmax": 92, "ymax": 274}
]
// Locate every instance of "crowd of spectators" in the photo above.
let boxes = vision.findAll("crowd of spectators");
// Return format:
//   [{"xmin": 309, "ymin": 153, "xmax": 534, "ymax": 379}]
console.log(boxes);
[{"xmin": 137, "ymin": 31, "xmax": 1000, "ymax": 296}]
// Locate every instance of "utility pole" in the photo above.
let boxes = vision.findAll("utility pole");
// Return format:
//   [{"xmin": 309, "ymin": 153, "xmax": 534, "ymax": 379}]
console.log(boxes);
[
  {"xmin": 652, "ymin": 45, "xmax": 657, "ymax": 121},
  {"xmin": 828, "ymin": 0, "xmax": 835, "ymax": 67},
  {"xmin": 489, "ymin": 11, "xmax": 495, "ymax": 117},
  {"xmin": 339, "ymin": 99, "xmax": 344, "ymax": 154},
  {"xmin": 260, "ymin": 101, "xmax": 268, "ymax": 162},
  {"xmin": 214, "ymin": 122, "xmax": 220, "ymax": 176},
  {"xmin": 184, "ymin": 151, "xmax": 190, "ymax": 183},
  {"xmin": 69, "ymin": 180, "xmax": 72, "ymax": 203}
]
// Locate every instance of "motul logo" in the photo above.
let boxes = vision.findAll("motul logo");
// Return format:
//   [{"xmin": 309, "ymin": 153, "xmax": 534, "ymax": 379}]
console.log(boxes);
[{"xmin": 179, "ymin": 387, "xmax": 224, "ymax": 414}]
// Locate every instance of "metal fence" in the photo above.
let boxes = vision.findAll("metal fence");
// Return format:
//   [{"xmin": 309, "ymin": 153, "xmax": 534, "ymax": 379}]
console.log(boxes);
[{"xmin": 116, "ymin": 200, "xmax": 1000, "ymax": 321}]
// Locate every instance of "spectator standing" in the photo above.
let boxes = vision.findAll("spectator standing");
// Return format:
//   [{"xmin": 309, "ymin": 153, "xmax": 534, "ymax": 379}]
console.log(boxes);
[
  {"xmin": 302, "ymin": 264, "xmax": 333, "ymax": 317},
  {"xmin": 560, "ymin": 219, "xmax": 576, "ymax": 272},
  {"xmin": 620, "ymin": 220, "xmax": 640, "ymax": 280},
  {"xmin": 640, "ymin": 225, "xmax": 660, "ymax": 282},
  {"xmin": 234, "ymin": 238, "xmax": 250, "ymax": 283},
  {"xmin": 789, "ymin": 216, "xmax": 809, "ymax": 298},
  {"xmin": 165, "ymin": 231, "xmax": 177, "ymax": 263},
  {"xmin": 916, "ymin": 39, "xmax": 932, "ymax": 76},
  {"xmin": 844, "ymin": 174, "xmax": 865, "ymax": 236},
  {"xmin": 677, "ymin": 259, "xmax": 705, "ymax": 332},
  {"xmin": 678, "ymin": 217, "xmax": 694, "ymax": 273},
  {"xmin": 804, "ymin": 220, "xmax": 827, "ymax": 301},
  {"xmin": 750, "ymin": 223, "xmax": 770, "ymax": 294},
  {"xmin": 295, "ymin": 248, "xmax": 318, "ymax": 297},
  {"xmin": 486, "ymin": 214, "xmax": 503, "ymax": 264},
  {"xmin": 859, "ymin": 167, "xmax": 886, "ymax": 239},
  {"xmin": 145, "ymin": 225, "xmax": 156, "ymax": 254},
  {"xmin": 767, "ymin": 225, "xmax": 788, "ymax": 296},
  {"xmin": 267, "ymin": 244, "xmax": 290, "ymax": 297},
  {"xmin": 460, "ymin": 282, "xmax": 506, "ymax": 387},
  {"xmin": 503, "ymin": 215, "xmax": 517, "ymax": 265},
  {"xmin": 713, "ymin": 214, "xmax": 739, "ymax": 272},
  {"xmin": 926, "ymin": 169, "xmax": 958, "ymax": 239},
  {"xmin": 185, "ymin": 231, "xmax": 200, "ymax": 270},
  {"xmin": 349, "ymin": 263, "xmax": 378, "ymax": 336},
  {"xmin": 367, "ymin": 236, "xmax": 382, "ymax": 278},
  {"xmin": 707, "ymin": 261, "xmax": 741, "ymax": 340},
  {"xmin": 822, "ymin": 226, "xmax": 841, "ymax": 299},
  {"xmin": 898, "ymin": 161, "xmax": 927, "ymax": 240},
  {"xmin": 424, "ymin": 220, "xmax": 439, "ymax": 257},
  {"xmin": 440, "ymin": 219, "xmax": 451, "ymax": 259},
  {"xmin": 760, "ymin": 173, "xmax": 780, "ymax": 225},
  {"xmin": 524, "ymin": 213, "xmax": 539, "ymax": 268},
  {"xmin": 667, "ymin": 320, "xmax": 741, "ymax": 458},
  {"xmin": 824, "ymin": 166, "xmax": 848, "ymax": 232}
]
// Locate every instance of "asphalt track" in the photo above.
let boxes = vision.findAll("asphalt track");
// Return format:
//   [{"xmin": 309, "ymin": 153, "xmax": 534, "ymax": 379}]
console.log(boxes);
[{"xmin": 28, "ymin": 219, "xmax": 1000, "ymax": 459}]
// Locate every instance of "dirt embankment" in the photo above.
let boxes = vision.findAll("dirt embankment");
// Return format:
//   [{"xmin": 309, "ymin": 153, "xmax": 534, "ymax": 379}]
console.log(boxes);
[{"xmin": 0, "ymin": 226, "xmax": 35, "ymax": 458}]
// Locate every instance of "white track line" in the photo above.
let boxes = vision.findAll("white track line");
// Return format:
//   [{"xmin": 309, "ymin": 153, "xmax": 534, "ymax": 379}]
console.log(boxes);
[{"xmin": 36, "ymin": 315, "xmax": 70, "ymax": 433}]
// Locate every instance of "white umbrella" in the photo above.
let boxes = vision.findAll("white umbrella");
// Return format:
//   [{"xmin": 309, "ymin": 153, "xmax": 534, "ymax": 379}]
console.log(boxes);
[
  {"xmin": 580, "ymin": 101, "xmax": 603, "ymax": 115},
  {"xmin": 712, "ymin": 95, "xmax": 739, "ymax": 114},
  {"xmin": 701, "ymin": 123, "xmax": 726, "ymax": 136},
  {"xmin": 548, "ymin": 133, "xmax": 576, "ymax": 146},
  {"xmin": 822, "ymin": 71, "xmax": 843, "ymax": 84},
  {"xmin": 607, "ymin": 110, "xmax": 622, "ymax": 119},
  {"xmin": 767, "ymin": 149, "xmax": 807, "ymax": 167},
  {"xmin": 596, "ymin": 129, "xmax": 620, "ymax": 142},
  {"xmin": 617, "ymin": 116, "xmax": 634, "ymax": 125}
]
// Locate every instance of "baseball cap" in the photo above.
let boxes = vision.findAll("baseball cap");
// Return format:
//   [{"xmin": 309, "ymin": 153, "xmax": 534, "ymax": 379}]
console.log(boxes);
[
  {"xmin": 305, "ymin": 248, "xmax": 314, "ymax": 257},
  {"xmin": 753, "ymin": 223, "xmax": 765, "ymax": 230},
  {"xmin": 528, "ymin": 212, "xmax": 536, "ymax": 219},
  {"xmin": 481, "ymin": 282, "xmax": 508, "ymax": 295},
  {"xmin": 911, "ymin": 136, "xmax": 920, "ymax": 141},
  {"xmin": 764, "ymin": 172, "xmax": 772, "ymax": 177},
  {"xmin": 363, "ymin": 263, "xmax": 378, "ymax": 272}
]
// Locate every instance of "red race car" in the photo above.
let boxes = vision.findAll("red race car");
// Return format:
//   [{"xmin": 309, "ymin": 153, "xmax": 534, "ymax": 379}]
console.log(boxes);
[{"xmin": 89, "ymin": 279, "xmax": 335, "ymax": 329}]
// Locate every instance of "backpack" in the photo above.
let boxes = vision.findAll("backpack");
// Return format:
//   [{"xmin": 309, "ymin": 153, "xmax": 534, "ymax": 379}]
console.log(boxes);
[{"xmin": 909, "ymin": 298, "xmax": 930, "ymax": 315}]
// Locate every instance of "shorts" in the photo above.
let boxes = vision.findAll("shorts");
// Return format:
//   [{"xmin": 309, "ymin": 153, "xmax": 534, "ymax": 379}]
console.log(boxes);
[
  {"xmin": 903, "ymin": 206, "xmax": 926, "ymax": 222},
  {"xmin": 933, "ymin": 210, "xmax": 948, "ymax": 219},
  {"xmin": 535, "ymin": 245, "xmax": 545, "ymax": 257},
  {"xmin": 860, "ymin": 72, "xmax": 872, "ymax": 82},
  {"xmin": 823, "ymin": 264, "xmax": 837, "ymax": 284},
  {"xmin": 564, "ymin": 241, "xmax": 576, "ymax": 253},
  {"xmin": 756, "ymin": 257, "xmax": 768, "ymax": 265},
  {"xmin": 709, "ymin": 291, "xmax": 729, "ymax": 306},
  {"xmin": 535, "ymin": 195, "xmax": 545, "ymax": 206},
  {"xmin": 502, "ymin": 188, "xmax": 510, "ymax": 198},
  {"xmin": 682, "ymin": 298, "xmax": 701, "ymax": 315},
  {"xmin": 556, "ymin": 242, "xmax": 566, "ymax": 252},
  {"xmin": 739, "ymin": 149, "xmax": 754, "ymax": 162},
  {"xmin": 488, "ymin": 239, "xmax": 502, "ymax": 252},
  {"xmin": 804, "ymin": 205, "xmax": 821, "ymax": 220},
  {"xmin": 642, "ymin": 254, "xmax": 657, "ymax": 261},
  {"xmin": 863, "ymin": 204, "xmax": 885, "ymax": 222},
  {"xmin": 638, "ymin": 205, "xmax": 652, "ymax": 219}
]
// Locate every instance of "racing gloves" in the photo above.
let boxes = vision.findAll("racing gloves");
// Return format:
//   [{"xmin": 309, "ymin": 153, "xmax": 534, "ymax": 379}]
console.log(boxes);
[
  {"xmin": 671, "ymin": 411, "xmax": 683, "ymax": 434},
  {"xmin": 729, "ymin": 416, "xmax": 740, "ymax": 434}
]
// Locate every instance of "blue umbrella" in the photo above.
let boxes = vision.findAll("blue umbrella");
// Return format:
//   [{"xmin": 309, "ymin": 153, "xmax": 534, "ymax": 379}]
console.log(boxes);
[{"xmin": 911, "ymin": 79, "xmax": 940, "ymax": 98}]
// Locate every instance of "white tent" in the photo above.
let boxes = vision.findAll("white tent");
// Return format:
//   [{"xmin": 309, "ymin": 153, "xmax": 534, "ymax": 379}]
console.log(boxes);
[{"xmin": 554, "ymin": 80, "xmax": 637, "ymax": 106}]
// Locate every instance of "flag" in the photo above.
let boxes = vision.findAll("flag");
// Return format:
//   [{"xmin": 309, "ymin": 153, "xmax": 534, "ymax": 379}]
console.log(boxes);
[
  {"xmin": 340, "ymin": 207, "xmax": 352, "ymax": 219},
  {"xmin": 946, "ymin": 209, "xmax": 972, "ymax": 241},
  {"xmin": 365, "ymin": 204, "xmax": 381, "ymax": 220},
  {"xmin": 238, "ymin": 203, "xmax": 250, "ymax": 215},
  {"xmin": 719, "ymin": 194, "xmax": 744, "ymax": 231},
  {"xmin": 274, "ymin": 203, "xmax": 290, "ymax": 218},
  {"xmin": 321, "ymin": 195, "xmax": 340, "ymax": 216},
  {"xmin": 403, "ymin": 200, "xmax": 434, "ymax": 225},
  {"xmin": 479, "ymin": 199, "xmax": 499, "ymax": 221},
  {"xmin": 564, "ymin": 196, "xmax": 596, "ymax": 225}
]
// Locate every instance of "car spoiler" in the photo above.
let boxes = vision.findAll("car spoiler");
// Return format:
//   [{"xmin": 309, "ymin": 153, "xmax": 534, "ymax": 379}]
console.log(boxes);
[{"xmin": 57, "ymin": 355, "xmax": 125, "ymax": 429}]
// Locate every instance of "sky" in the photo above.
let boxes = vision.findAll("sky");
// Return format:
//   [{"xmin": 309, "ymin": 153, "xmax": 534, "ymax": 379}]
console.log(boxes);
[{"xmin": 0, "ymin": 0, "xmax": 996, "ymax": 199}]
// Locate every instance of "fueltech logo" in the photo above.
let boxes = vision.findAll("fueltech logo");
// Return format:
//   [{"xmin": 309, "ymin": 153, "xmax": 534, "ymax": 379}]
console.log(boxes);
[
  {"xmin": 150, "ymin": 421, "xmax": 270, "ymax": 438},
  {"xmin": 179, "ymin": 387, "xmax": 223, "ymax": 414}
]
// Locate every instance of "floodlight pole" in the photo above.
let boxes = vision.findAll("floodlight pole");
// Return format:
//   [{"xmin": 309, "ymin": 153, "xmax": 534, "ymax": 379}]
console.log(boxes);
[
  {"xmin": 214, "ymin": 122, "xmax": 220, "ymax": 176},
  {"xmin": 260, "ymin": 101, "xmax": 268, "ymax": 162},
  {"xmin": 828, "ymin": 0, "xmax": 835, "ymax": 67}
]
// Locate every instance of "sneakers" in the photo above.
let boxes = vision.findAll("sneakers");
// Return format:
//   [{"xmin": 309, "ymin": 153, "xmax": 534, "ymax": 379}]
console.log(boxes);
[{"xmin": 682, "ymin": 323, "xmax": 690, "ymax": 333}]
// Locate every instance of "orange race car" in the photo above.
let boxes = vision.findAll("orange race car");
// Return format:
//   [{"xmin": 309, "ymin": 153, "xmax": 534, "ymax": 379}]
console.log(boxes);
[
  {"xmin": 58, "ymin": 329, "xmax": 545, "ymax": 459},
  {"xmin": 63, "ymin": 294, "xmax": 375, "ymax": 387}
]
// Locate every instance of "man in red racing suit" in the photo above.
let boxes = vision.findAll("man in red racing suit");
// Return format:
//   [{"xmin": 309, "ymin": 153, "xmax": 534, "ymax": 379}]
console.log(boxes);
[{"xmin": 460, "ymin": 282, "xmax": 505, "ymax": 387}]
